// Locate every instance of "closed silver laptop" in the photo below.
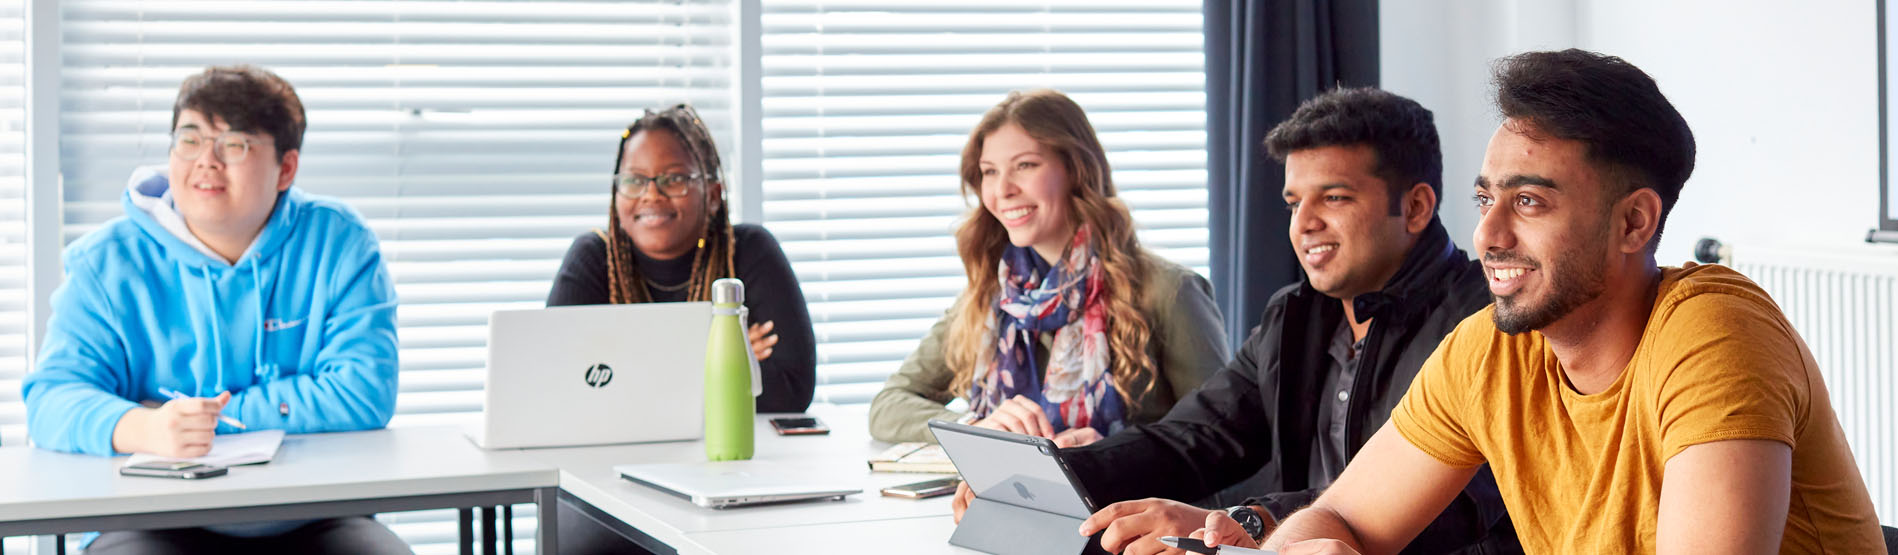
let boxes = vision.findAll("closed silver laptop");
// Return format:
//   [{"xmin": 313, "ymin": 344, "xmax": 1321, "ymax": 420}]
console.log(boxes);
[
  {"xmin": 615, "ymin": 461, "xmax": 862, "ymax": 509},
  {"xmin": 470, "ymin": 302, "xmax": 711, "ymax": 449}
]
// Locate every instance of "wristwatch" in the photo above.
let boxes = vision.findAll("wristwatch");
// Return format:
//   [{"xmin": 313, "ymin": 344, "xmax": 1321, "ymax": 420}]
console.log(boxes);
[{"xmin": 1224, "ymin": 505, "xmax": 1267, "ymax": 542}]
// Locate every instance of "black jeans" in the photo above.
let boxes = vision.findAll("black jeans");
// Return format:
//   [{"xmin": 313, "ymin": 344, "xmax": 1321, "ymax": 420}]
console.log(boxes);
[{"xmin": 85, "ymin": 516, "xmax": 411, "ymax": 555}]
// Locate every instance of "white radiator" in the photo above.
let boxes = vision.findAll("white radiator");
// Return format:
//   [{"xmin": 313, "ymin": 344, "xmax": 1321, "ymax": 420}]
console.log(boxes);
[{"xmin": 1726, "ymin": 244, "xmax": 1898, "ymax": 526}]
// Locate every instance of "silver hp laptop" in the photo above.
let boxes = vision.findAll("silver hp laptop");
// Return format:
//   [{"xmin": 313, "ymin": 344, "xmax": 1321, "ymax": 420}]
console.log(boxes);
[
  {"xmin": 615, "ymin": 461, "xmax": 862, "ymax": 509},
  {"xmin": 470, "ymin": 302, "xmax": 712, "ymax": 449}
]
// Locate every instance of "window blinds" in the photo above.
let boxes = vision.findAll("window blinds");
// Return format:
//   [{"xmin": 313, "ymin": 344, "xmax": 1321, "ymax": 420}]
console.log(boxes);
[
  {"xmin": 56, "ymin": 0, "xmax": 736, "ymax": 428},
  {"xmin": 4, "ymin": 1, "xmax": 1208, "ymax": 549},
  {"xmin": 0, "ymin": 1, "xmax": 24, "ymax": 448},
  {"xmin": 757, "ymin": 0, "xmax": 1209, "ymax": 404},
  {"xmin": 51, "ymin": 1, "xmax": 735, "ymax": 550}
]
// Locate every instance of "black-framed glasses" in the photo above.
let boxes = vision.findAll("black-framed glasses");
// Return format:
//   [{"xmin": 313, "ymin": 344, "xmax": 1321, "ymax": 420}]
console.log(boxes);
[
  {"xmin": 615, "ymin": 173, "xmax": 703, "ymax": 199},
  {"xmin": 171, "ymin": 129, "xmax": 255, "ymax": 165}
]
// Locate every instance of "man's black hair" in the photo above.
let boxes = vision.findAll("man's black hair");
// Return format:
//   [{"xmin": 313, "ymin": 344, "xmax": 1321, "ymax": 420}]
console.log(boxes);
[
  {"xmin": 1264, "ymin": 87, "xmax": 1443, "ymax": 215},
  {"xmin": 1493, "ymin": 49, "xmax": 1696, "ymax": 250}
]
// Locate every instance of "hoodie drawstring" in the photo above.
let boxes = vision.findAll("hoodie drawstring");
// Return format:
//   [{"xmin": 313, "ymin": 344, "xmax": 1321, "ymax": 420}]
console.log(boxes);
[
  {"xmin": 252, "ymin": 260, "xmax": 267, "ymax": 382},
  {"xmin": 199, "ymin": 265, "xmax": 227, "ymax": 395}
]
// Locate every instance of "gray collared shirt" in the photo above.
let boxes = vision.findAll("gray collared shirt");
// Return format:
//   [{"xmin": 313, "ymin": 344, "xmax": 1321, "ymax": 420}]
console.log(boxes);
[{"xmin": 1308, "ymin": 319, "xmax": 1364, "ymax": 490}]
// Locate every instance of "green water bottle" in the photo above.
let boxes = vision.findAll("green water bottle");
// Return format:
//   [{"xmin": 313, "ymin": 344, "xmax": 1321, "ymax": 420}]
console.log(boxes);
[{"xmin": 705, "ymin": 278, "xmax": 755, "ymax": 461}]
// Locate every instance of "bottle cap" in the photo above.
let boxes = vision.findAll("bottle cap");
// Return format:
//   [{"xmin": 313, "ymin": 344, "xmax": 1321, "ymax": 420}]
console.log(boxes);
[{"xmin": 712, "ymin": 278, "xmax": 745, "ymax": 305}]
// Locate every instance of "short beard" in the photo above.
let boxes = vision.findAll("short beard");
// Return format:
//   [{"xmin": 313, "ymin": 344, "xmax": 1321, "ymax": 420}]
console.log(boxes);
[{"xmin": 1491, "ymin": 243, "xmax": 1609, "ymax": 335}]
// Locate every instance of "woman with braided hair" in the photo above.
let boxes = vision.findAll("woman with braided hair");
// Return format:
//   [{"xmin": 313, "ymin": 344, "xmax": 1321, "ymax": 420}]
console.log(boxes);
[
  {"xmin": 548, "ymin": 104, "xmax": 815, "ymax": 413},
  {"xmin": 868, "ymin": 89, "xmax": 1229, "ymax": 447}
]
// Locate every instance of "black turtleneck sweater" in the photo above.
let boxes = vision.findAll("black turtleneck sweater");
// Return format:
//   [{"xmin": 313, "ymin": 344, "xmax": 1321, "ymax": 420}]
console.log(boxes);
[{"xmin": 546, "ymin": 223, "xmax": 816, "ymax": 413}]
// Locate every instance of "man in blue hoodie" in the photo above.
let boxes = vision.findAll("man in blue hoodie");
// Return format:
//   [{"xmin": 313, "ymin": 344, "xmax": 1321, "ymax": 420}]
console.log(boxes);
[{"xmin": 22, "ymin": 65, "xmax": 408, "ymax": 552}]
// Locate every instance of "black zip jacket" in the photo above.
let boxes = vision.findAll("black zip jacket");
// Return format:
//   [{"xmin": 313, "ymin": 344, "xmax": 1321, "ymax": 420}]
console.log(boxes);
[{"xmin": 1063, "ymin": 219, "xmax": 1519, "ymax": 554}]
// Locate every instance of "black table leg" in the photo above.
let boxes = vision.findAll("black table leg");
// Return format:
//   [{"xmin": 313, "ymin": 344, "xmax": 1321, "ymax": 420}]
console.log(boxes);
[
  {"xmin": 459, "ymin": 507, "xmax": 474, "ymax": 555},
  {"xmin": 482, "ymin": 506, "xmax": 499, "ymax": 555}
]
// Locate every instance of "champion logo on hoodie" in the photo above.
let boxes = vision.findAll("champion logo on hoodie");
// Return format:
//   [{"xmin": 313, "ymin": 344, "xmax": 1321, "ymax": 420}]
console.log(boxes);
[{"xmin": 264, "ymin": 318, "xmax": 305, "ymax": 332}]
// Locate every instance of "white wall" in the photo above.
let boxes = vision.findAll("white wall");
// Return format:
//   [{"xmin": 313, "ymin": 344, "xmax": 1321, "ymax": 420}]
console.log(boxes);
[
  {"xmin": 1380, "ymin": 0, "xmax": 1576, "ymax": 257},
  {"xmin": 1578, "ymin": 0, "xmax": 1882, "ymax": 263},
  {"xmin": 1383, "ymin": 0, "xmax": 1884, "ymax": 264}
]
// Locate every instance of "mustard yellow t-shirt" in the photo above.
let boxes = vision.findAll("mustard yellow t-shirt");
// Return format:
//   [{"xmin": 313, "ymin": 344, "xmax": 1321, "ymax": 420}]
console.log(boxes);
[{"xmin": 1390, "ymin": 264, "xmax": 1883, "ymax": 554}]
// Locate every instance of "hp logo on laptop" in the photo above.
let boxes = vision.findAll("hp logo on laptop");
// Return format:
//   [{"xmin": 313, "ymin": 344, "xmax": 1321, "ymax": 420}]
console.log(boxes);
[{"xmin": 584, "ymin": 363, "xmax": 613, "ymax": 388}]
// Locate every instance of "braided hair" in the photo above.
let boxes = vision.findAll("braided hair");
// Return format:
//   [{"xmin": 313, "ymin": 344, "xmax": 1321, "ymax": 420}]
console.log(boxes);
[{"xmin": 605, "ymin": 104, "xmax": 737, "ymax": 304}]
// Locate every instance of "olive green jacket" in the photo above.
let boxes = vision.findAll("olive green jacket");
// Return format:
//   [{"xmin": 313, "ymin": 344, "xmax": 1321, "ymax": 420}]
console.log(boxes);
[{"xmin": 868, "ymin": 251, "xmax": 1230, "ymax": 443}]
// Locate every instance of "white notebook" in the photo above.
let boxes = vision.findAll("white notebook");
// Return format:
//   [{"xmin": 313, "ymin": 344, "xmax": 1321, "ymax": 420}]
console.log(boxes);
[{"xmin": 124, "ymin": 429, "xmax": 286, "ymax": 468}]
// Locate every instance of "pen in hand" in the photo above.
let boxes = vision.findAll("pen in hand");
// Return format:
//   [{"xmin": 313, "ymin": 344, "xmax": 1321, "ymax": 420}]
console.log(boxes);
[
  {"xmin": 1158, "ymin": 536, "xmax": 1275, "ymax": 555},
  {"xmin": 157, "ymin": 388, "xmax": 248, "ymax": 430}
]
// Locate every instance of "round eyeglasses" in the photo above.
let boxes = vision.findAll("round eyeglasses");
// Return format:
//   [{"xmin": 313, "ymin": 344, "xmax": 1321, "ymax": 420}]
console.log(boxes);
[{"xmin": 171, "ymin": 129, "xmax": 255, "ymax": 165}]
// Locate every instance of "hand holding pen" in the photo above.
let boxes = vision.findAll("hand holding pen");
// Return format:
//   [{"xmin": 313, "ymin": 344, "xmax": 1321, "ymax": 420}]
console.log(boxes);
[
  {"xmin": 1159, "ymin": 537, "xmax": 1276, "ymax": 554},
  {"xmin": 113, "ymin": 389, "xmax": 239, "ymax": 458},
  {"xmin": 158, "ymin": 388, "xmax": 247, "ymax": 430}
]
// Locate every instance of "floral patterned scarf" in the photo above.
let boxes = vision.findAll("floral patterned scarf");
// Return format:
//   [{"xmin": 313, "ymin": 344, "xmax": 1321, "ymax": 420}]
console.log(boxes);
[{"xmin": 969, "ymin": 227, "xmax": 1124, "ymax": 437}]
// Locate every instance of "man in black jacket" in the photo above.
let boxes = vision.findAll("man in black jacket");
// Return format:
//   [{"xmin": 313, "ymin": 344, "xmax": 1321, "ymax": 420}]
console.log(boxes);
[{"xmin": 953, "ymin": 88, "xmax": 1517, "ymax": 555}]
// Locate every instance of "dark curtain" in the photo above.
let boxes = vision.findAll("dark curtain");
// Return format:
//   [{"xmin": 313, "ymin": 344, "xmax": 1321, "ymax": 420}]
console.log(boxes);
[{"xmin": 1205, "ymin": 0, "xmax": 1380, "ymax": 351}]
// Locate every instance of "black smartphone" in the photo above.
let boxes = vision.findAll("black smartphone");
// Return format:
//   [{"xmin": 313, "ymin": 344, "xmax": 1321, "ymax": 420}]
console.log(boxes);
[
  {"xmin": 768, "ymin": 416, "xmax": 830, "ymax": 435},
  {"xmin": 879, "ymin": 476, "xmax": 962, "ymax": 499},
  {"xmin": 119, "ymin": 461, "xmax": 228, "ymax": 479}
]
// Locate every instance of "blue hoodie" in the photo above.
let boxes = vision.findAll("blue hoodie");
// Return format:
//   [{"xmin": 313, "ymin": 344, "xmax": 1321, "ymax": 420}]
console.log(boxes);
[{"xmin": 23, "ymin": 168, "xmax": 399, "ymax": 457}]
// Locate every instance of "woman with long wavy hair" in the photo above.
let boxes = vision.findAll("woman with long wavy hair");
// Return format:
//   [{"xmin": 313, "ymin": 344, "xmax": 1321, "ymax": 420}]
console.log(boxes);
[{"xmin": 868, "ymin": 89, "xmax": 1229, "ymax": 446}]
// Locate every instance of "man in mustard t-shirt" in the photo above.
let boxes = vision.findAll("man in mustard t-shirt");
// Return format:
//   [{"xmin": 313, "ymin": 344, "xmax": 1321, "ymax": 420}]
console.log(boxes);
[{"xmin": 1188, "ymin": 49, "xmax": 1886, "ymax": 555}]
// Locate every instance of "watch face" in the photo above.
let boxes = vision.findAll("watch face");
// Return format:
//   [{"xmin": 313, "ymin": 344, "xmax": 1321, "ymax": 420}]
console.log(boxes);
[{"xmin": 1226, "ymin": 506, "xmax": 1265, "ymax": 539}]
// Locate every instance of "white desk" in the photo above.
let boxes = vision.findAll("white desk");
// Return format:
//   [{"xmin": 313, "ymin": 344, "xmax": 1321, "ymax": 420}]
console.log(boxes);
[
  {"xmin": 686, "ymin": 515, "xmax": 978, "ymax": 555},
  {"xmin": 0, "ymin": 426, "xmax": 562, "ymax": 553},
  {"xmin": 527, "ymin": 405, "xmax": 963, "ymax": 554},
  {"xmin": 0, "ymin": 409, "xmax": 978, "ymax": 554}
]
